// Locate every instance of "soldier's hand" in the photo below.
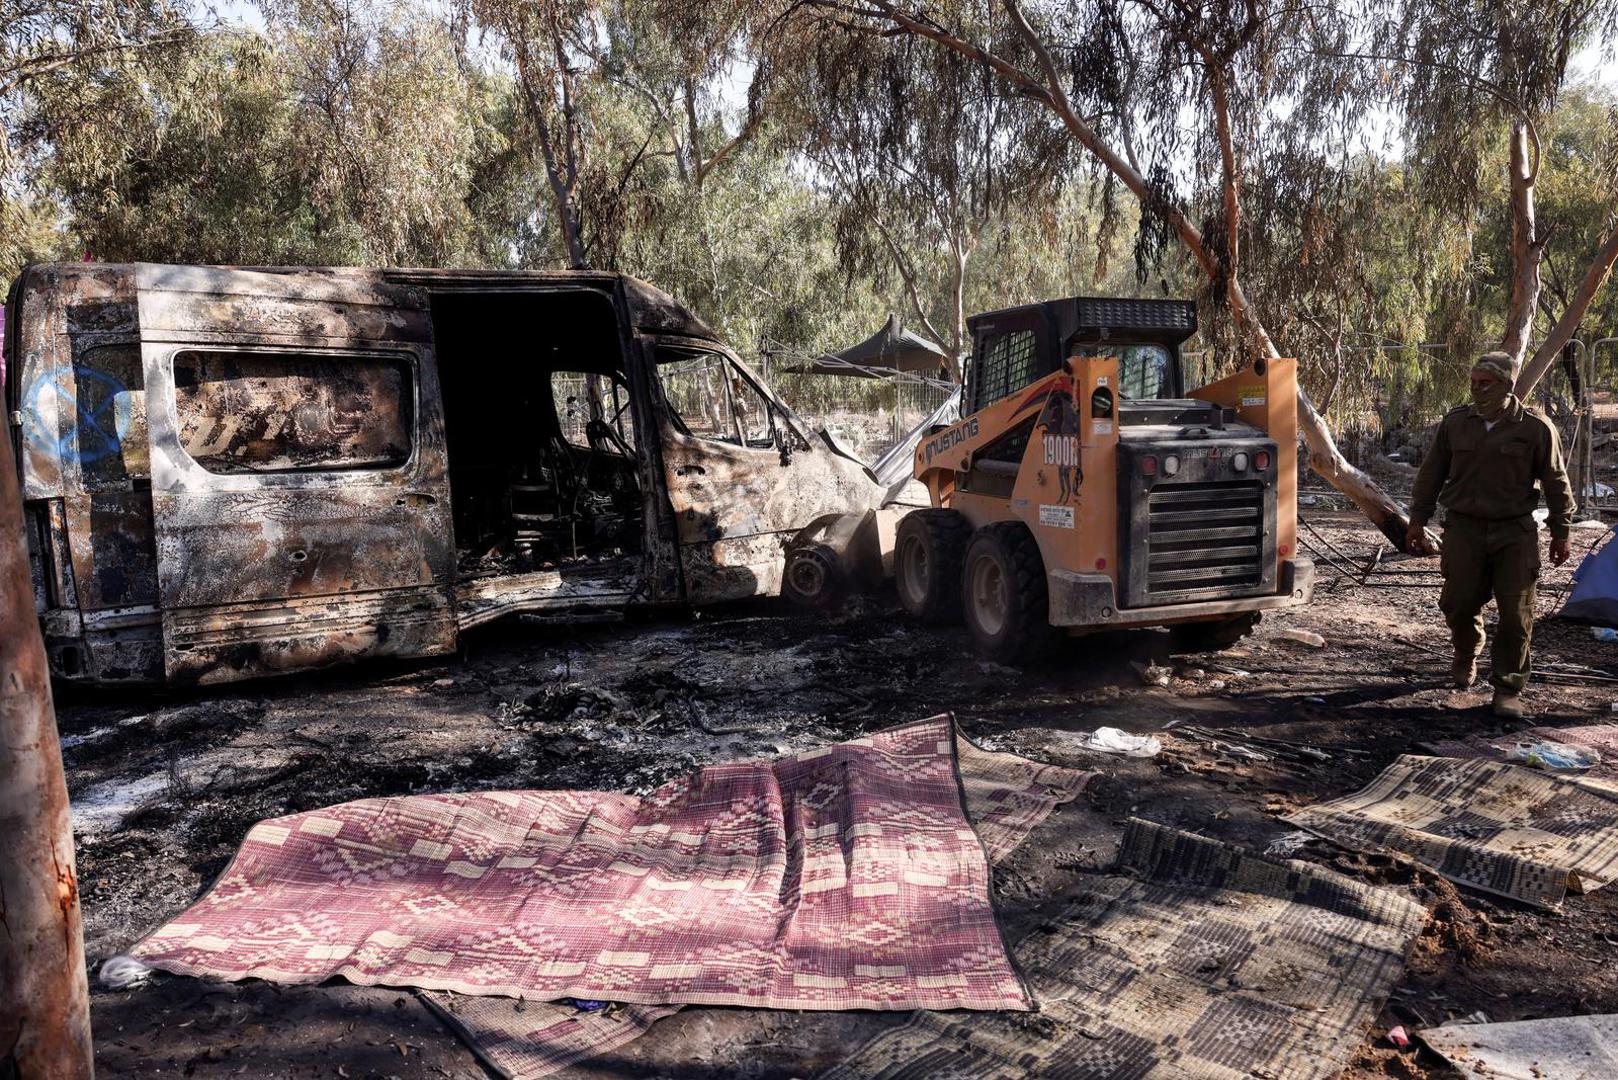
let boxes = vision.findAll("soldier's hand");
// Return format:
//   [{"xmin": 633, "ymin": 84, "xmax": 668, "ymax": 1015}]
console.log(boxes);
[
  {"xmin": 1406, "ymin": 524, "xmax": 1433, "ymax": 556},
  {"xmin": 1550, "ymin": 537, "xmax": 1571, "ymax": 567}
]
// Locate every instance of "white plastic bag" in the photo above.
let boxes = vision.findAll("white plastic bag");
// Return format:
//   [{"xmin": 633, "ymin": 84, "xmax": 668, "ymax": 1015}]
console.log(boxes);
[
  {"xmin": 1503, "ymin": 740, "xmax": 1600, "ymax": 771},
  {"xmin": 1070, "ymin": 726, "xmax": 1162, "ymax": 758},
  {"xmin": 99, "ymin": 954, "xmax": 154, "ymax": 990}
]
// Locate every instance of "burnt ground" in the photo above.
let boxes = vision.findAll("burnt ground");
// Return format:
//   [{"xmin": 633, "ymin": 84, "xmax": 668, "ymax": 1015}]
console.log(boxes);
[{"xmin": 58, "ymin": 504, "xmax": 1618, "ymax": 1080}]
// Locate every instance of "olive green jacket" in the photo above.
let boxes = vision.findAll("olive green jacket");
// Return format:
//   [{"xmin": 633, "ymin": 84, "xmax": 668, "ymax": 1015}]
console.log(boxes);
[{"xmin": 1410, "ymin": 395, "xmax": 1576, "ymax": 541}]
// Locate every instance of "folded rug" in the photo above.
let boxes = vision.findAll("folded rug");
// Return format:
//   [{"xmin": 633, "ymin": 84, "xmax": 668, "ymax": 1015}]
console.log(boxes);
[
  {"xmin": 421, "ymin": 732, "xmax": 1095, "ymax": 1079},
  {"xmin": 819, "ymin": 819, "xmax": 1428, "ymax": 1080},
  {"xmin": 132, "ymin": 715, "xmax": 1032, "ymax": 1011},
  {"xmin": 1420, "ymin": 722, "xmax": 1618, "ymax": 791},
  {"xmin": 1286, "ymin": 754, "xmax": 1618, "ymax": 908}
]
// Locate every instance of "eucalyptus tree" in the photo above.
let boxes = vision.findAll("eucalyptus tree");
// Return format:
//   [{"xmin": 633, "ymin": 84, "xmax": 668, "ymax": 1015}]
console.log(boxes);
[
  {"xmin": 1529, "ymin": 84, "xmax": 1618, "ymax": 339},
  {"xmin": 462, "ymin": 0, "xmax": 761, "ymax": 270},
  {"xmin": 465, "ymin": 0, "xmax": 601, "ymax": 268},
  {"xmin": 24, "ymin": 2, "xmax": 511, "ymax": 269},
  {"xmin": 768, "ymin": 0, "xmax": 1422, "ymax": 547},
  {"xmin": 778, "ymin": 26, "xmax": 1072, "ymax": 381},
  {"xmin": 1, "ymin": 0, "xmax": 197, "ymax": 275},
  {"xmin": 593, "ymin": 2, "xmax": 763, "ymax": 192},
  {"xmin": 1371, "ymin": 0, "xmax": 1618, "ymax": 396},
  {"xmin": 262, "ymin": 0, "xmax": 495, "ymax": 266}
]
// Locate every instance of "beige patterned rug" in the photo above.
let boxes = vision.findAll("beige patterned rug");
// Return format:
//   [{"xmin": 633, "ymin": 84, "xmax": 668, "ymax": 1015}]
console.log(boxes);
[
  {"xmin": 1286, "ymin": 754, "xmax": 1618, "ymax": 908},
  {"xmin": 817, "ymin": 818, "xmax": 1428, "ymax": 1080},
  {"xmin": 422, "ymin": 734, "xmax": 1095, "ymax": 1079}
]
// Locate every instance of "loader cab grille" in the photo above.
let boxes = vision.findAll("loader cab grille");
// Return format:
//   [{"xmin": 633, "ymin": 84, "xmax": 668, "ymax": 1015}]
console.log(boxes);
[
  {"xmin": 1116, "ymin": 443, "xmax": 1278, "ymax": 608},
  {"xmin": 966, "ymin": 295, "xmax": 1197, "ymax": 415},
  {"xmin": 972, "ymin": 329, "xmax": 1039, "ymax": 409}
]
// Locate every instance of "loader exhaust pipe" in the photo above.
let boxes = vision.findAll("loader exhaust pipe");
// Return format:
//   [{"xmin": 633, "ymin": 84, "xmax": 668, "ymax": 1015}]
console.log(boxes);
[{"xmin": 0, "ymin": 429, "xmax": 94, "ymax": 1078}]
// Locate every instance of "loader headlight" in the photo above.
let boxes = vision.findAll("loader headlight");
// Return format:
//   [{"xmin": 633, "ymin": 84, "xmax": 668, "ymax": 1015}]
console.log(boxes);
[
  {"xmin": 1162, "ymin": 454, "xmax": 1181, "ymax": 477},
  {"xmin": 1232, "ymin": 451, "xmax": 1250, "ymax": 472}
]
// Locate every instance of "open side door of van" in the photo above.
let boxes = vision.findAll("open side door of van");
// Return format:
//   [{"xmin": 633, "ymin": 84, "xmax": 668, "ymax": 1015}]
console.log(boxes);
[{"xmin": 135, "ymin": 264, "xmax": 457, "ymax": 684}]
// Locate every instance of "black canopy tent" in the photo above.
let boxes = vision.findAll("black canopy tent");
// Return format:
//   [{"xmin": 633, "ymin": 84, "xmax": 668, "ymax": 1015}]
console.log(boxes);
[{"xmin": 783, "ymin": 314, "xmax": 953, "ymax": 380}]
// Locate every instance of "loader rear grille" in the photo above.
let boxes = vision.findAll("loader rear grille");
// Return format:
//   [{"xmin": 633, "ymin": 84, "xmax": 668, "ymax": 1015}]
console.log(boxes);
[{"xmin": 1144, "ymin": 480, "xmax": 1265, "ymax": 596}]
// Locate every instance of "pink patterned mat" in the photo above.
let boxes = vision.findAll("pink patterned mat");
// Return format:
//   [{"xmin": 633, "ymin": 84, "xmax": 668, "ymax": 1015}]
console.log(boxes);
[
  {"xmin": 422, "ymin": 733, "xmax": 1094, "ymax": 1079},
  {"xmin": 133, "ymin": 716, "xmax": 1031, "ymax": 1012}
]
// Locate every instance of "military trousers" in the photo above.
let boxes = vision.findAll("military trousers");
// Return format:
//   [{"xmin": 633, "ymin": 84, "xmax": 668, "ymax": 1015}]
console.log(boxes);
[{"xmin": 1438, "ymin": 512, "xmax": 1541, "ymax": 693}]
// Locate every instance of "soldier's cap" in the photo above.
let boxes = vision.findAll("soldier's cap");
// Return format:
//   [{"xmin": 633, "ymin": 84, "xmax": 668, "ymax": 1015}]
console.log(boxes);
[{"xmin": 1472, "ymin": 350, "xmax": 1519, "ymax": 383}]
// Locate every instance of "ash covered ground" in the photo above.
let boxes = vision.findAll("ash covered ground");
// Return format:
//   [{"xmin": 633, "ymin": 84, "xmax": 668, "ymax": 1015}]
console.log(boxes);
[{"xmin": 61, "ymin": 507, "xmax": 1618, "ymax": 1079}]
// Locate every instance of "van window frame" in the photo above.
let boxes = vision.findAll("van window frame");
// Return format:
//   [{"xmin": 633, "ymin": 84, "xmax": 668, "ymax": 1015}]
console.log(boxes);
[
  {"xmin": 151, "ymin": 342, "xmax": 428, "ymax": 487},
  {"xmin": 652, "ymin": 337, "xmax": 779, "ymax": 450}
]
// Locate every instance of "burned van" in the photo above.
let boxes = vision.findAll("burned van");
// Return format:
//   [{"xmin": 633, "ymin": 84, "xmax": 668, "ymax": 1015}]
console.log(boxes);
[{"xmin": 4, "ymin": 263, "xmax": 893, "ymax": 685}]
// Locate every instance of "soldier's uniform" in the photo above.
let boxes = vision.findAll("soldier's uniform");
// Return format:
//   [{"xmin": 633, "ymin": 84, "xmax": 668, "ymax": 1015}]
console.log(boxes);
[{"xmin": 1410, "ymin": 393, "xmax": 1575, "ymax": 695}]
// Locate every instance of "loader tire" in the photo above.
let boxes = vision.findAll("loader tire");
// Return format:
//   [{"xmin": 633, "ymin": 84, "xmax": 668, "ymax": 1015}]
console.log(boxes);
[
  {"xmin": 895, "ymin": 509, "xmax": 972, "ymax": 622},
  {"xmin": 961, "ymin": 522, "xmax": 1058, "ymax": 662}
]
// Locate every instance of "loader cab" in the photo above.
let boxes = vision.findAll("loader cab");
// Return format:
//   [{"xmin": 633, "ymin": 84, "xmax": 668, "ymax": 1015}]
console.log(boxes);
[{"xmin": 965, "ymin": 297, "xmax": 1196, "ymax": 415}]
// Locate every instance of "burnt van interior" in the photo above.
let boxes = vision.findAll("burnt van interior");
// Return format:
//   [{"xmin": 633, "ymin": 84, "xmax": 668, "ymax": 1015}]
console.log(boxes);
[{"xmin": 427, "ymin": 288, "xmax": 646, "ymax": 623}]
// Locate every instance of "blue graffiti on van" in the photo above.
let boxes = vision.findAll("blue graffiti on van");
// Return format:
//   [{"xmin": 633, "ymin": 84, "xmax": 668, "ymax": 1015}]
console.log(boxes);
[{"xmin": 22, "ymin": 367, "xmax": 135, "ymax": 468}]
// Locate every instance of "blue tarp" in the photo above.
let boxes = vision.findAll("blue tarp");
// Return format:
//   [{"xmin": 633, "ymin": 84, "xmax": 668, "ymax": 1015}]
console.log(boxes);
[{"xmin": 1560, "ymin": 528, "xmax": 1618, "ymax": 624}]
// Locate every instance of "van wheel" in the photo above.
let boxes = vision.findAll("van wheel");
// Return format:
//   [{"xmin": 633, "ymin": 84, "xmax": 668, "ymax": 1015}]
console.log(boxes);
[
  {"xmin": 895, "ymin": 509, "xmax": 972, "ymax": 621},
  {"xmin": 961, "ymin": 522, "xmax": 1057, "ymax": 661},
  {"xmin": 782, "ymin": 542, "xmax": 848, "ymax": 610},
  {"xmin": 1171, "ymin": 612, "xmax": 1260, "ymax": 652}
]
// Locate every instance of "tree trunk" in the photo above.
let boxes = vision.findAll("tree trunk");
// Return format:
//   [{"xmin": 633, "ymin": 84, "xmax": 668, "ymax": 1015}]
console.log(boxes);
[
  {"xmin": 1220, "ymin": 277, "xmax": 1416, "ymax": 547},
  {"xmin": 945, "ymin": 236, "xmax": 968, "ymax": 384},
  {"xmin": 507, "ymin": 30, "xmax": 588, "ymax": 269},
  {"xmin": 0, "ymin": 432, "xmax": 93, "ymax": 1079},
  {"xmin": 1500, "ymin": 119, "xmax": 1542, "ymax": 365},
  {"xmin": 1516, "ymin": 220, "xmax": 1618, "ymax": 396}
]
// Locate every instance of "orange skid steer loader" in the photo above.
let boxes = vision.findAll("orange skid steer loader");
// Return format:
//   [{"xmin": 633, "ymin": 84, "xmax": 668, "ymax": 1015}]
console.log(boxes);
[{"xmin": 786, "ymin": 296, "xmax": 1313, "ymax": 659}]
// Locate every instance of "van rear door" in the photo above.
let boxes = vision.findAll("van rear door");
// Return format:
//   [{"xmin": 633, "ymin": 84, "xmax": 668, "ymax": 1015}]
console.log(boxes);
[{"xmin": 134, "ymin": 264, "xmax": 456, "ymax": 684}]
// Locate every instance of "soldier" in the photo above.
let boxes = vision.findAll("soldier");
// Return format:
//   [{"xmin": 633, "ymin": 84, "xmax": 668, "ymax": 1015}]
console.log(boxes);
[{"xmin": 1407, "ymin": 351, "xmax": 1575, "ymax": 719}]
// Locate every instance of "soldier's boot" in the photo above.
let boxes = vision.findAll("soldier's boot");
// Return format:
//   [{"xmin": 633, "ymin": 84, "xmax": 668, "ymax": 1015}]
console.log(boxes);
[
  {"xmin": 1451, "ymin": 651, "xmax": 1478, "ymax": 689},
  {"xmin": 1491, "ymin": 689, "xmax": 1526, "ymax": 720}
]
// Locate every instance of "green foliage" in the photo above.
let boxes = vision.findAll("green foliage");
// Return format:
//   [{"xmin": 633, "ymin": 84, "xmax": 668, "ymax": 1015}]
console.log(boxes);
[
  {"xmin": 12, "ymin": 3, "xmax": 532, "ymax": 271},
  {"xmin": 1480, "ymin": 82, "xmax": 1618, "ymax": 335},
  {"xmin": 4, "ymin": 0, "xmax": 1618, "ymax": 454},
  {"xmin": 1, "ymin": 0, "xmax": 196, "ymax": 279}
]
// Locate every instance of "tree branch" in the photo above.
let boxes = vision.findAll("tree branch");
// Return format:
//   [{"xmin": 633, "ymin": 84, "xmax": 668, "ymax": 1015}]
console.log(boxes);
[
  {"xmin": 0, "ymin": 28, "xmax": 194, "ymax": 98},
  {"xmin": 869, "ymin": 214, "xmax": 949, "ymax": 353},
  {"xmin": 695, "ymin": 107, "xmax": 762, "ymax": 187},
  {"xmin": 1517, "ymin": 220, "xmax": 1618, "ymax": 395},
  {"xmin": 1304, "ymin": 47, "xmax": 1541, "ymax": 177}
]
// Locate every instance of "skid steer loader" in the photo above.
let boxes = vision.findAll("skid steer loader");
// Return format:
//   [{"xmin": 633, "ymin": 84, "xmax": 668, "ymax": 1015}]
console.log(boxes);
[{"xmin": 784, "ymin": 295, "xmax": 1313, "ymax": 659}]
